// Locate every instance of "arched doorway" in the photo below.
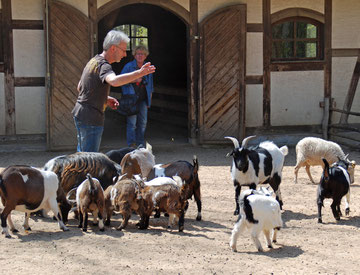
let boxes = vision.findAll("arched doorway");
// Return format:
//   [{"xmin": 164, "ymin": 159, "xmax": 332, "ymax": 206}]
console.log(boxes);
[{"xmin": 98, "ymin": 3, "xmax": 189, "ymax": 149}]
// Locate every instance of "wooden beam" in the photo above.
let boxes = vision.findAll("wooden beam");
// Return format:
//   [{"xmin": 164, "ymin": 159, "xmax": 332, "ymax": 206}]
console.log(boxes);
[
  {"xmin": 238, "ymin": 5, "xmax": 247, "ymax": 140},
  {"xmin": 88, "ymin": 0, "xmax": 97, "ymax": 56},
  {"xmin": 0, "ymin": 63, "xmax": 4, "ymax": 72},
  {"xmin": 247, "ymin": 23, "xmax": 263, "ymax": 32},
  {"xmin": 339, "ymin": 55, "xmax": 360, "ymax": 123},
  {"xmin": 2, "ymin": 0, "xmax": 16, "ymax": 135},
  {"xmin": 332, "ymin": 48, "xmax": 360, "ymax": 57},
  {"xmin": 332, "ymin": 107, "xmax": 360, "ymax": 117},
  {"xmin": 14, "ymin": 77, "xmax": 46, "ymax": 87},
  {"xmin": 263, "ymin": 0, "xmax": 271, "ymax": 127},
  {"xmin": 270, "ymin": 61, "xmax": 325, "ymax": 71},
  {"xmin": 324, "ymin": 0, "xmax": 332, "ymax": 99},
  {"xmin": 12, "ymin": 20, "xmax": 43, "ymax": 29},
  {"xmin": 245, "ymin": 75, "xmax": 263, "ymax": 84},
  {"xmin": 323, "ymin": 0, "xmax": 332, "ymax": 139},
  {"xmin": 189, "ymin": 0, "xmax": 198, "ymax": 143}
]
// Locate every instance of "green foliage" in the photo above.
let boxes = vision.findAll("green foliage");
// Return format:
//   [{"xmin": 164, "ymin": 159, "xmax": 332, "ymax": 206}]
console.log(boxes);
[{"xmin": 113, "ymin": 24, "xmax": 149, "ymax": 50}]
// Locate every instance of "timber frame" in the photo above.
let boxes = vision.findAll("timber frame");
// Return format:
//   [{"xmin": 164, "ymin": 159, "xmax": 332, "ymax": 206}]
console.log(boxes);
[{"xmin": 0, "ymin": 0, "xmax": 359, "ymax": 147}]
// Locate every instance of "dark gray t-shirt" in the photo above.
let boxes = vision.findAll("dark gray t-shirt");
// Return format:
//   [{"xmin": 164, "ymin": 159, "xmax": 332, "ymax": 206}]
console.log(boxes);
[{"xmin": 72, "ymin": 54, "xmax": 114, "ymax": 126}]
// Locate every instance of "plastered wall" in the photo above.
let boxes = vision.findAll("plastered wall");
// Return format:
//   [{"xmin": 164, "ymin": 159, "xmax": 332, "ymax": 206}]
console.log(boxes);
[
  {"xmin": 15, "ymin": 87, "xmax": 46, "ymax": 134},
  {"xmin": 271, "ymin": 71, "xmax": 324, "ymax": 126},
  {"xmin": 10, "ymin": 0, "xmax": 47, "ymax": 134},
  {"xmin": 271, "ymin": 0, "xmax": 324, "ymax": 14},
  {"xmin": 13, "ymin": 30, "xmax": 45, "ymax": 77},
  {"xmin": 245, "ymin": 32, "xmax": 263, "ymax": 127},
  {"xmin": 332, "ymin": 0, "xmax": 360, "ymax": 48},
  {"xmin": 198, "ymin": 0, "xmax": 262, "ymax": 23},
  {"xmin": 60, "ymin": 0, "xmax": 88, "ymax": 16},
  {"xmin": 97, "ymin": 0, "xmax": 189, "ymax": 12},
  {"xmin": 12, "ymin": 0, "xmax": 43, "ymax": 19},
  {"xmin": 246, "ymin": 85, "xmax": 263, "ymax": 127},
  {"xmin": 332, "ymin": 57, "xmax": 360, "ymax": 123}
]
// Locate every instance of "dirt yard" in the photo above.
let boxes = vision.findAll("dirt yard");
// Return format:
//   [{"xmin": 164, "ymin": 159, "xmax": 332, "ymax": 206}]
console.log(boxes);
[{"xmin": 0, "ymin": 144, "xmax": 359, "ymax": 274}]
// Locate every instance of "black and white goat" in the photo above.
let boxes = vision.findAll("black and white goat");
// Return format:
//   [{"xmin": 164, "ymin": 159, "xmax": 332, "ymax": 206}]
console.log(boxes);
[
  {"xmin": 225, "ymin": 136, "xmax": 288, "ymax": 215},
  {"xmin": 230, "ymin": 188, "xmax": 283, "ymax": 252},
  {"xmin": 0, "ymin": 165, "xmax": 69, "ymax": 238},
  {"xmin": 317, "ymin": 158, "xmax": 351, "ymax": 223}
]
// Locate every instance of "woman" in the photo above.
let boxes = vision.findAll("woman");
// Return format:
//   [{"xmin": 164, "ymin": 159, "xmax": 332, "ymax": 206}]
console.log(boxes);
[{"xmin": 121, "ymin": 45, "xmax": 154, "ymax": 148}]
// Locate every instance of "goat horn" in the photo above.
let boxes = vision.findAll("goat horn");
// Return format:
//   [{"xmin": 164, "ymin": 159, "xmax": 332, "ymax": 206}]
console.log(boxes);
[
  {"xmin": 145, "ymin": 142, "xmax": 153, "ymax": 153},
  {"xmin": 241, "ymin": 135, "xmax": 256, "ymax": 148},
  {"xmin": 225, "ymin": 136, "xmax": 240, "ymax": 148},
  {"xmin": 66, "ymin": 187, "xmax": 77, "ymax": 205},
  {"xmin": 118, "ymin": 173, "xmax": 127, "ymax": 181}
]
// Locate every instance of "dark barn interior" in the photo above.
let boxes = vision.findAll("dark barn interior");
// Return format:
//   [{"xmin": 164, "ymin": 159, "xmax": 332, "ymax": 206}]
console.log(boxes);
[{"xmin": 98, "ymin": 4, "xmax": 189, "ymax": 148}]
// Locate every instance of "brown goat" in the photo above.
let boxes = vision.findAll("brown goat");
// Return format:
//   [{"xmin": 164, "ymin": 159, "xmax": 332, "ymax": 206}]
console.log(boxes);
[
  {"xmin": 147, "ymin": 156, "xmax": 201, "ymax": 220},
  {"xmin": 141, "ymin": 183, "xmax": 188, "ymax": 232},
  {"xmin": 104, "ymin": 177, "xmax": 147, "ymax": 230},
  {"xmin": 68, "ymin": 174, "xmax": 105, "ymax": 232},
  {"xmin": 0, "ymin": 165, "xmax": 69, "ymax": 238},
  {"xmin": 43, "ymin": 152, "xmax": 121, "ymax": 223},
  {"xmin": 120, "ymin": 147, "xmax": 155, "ymax": 179}
]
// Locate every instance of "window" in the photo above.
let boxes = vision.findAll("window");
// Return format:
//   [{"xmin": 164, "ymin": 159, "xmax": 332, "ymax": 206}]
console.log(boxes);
[
  {"xmin": 271, "ymin": 18, "xmax": 323, "ymax": 61},
  {"xmin": 114, "ymin": 24, "xmax": 148, "ymax": 52}
]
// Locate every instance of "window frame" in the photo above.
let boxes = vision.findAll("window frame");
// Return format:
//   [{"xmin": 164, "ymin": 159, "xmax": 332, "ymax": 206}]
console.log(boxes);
[
  {"xmin": 114, "ymin": 24, "xmax": 149, "ymax": 53},
  {"xmin": 271, "ymin": 16, "xmax": 324, "ymax": 62}
]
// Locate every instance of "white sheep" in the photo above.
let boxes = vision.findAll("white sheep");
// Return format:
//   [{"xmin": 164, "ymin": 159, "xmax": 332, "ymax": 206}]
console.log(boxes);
[
  {"xmin": 230, "ymin": 189, "xmax": 283, "ymax": 252},
  {"xmin": 294, "ymin": 137, "xmax": 356, "ymax": 184}
]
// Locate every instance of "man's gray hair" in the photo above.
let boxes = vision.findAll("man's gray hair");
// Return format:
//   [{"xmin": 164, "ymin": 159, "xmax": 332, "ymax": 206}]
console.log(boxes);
[{"xmin": 103, "ymin": 30, "xmax": 130, "ymax": 50}]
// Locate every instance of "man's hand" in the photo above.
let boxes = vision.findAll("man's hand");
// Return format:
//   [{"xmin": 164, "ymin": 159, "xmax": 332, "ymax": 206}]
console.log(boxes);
[
  {"xmin": 140, "ymin": 62, "xmax": 156, "ymax": 76},
  {"xmin": 107, "ymin": 96, "xmax": 119, "ymax": 110}
]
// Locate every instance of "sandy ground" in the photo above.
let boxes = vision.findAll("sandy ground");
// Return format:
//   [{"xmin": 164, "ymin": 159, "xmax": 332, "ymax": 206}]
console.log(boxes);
[{"xmin": 0, "ymin": 144, "xmax": 360, "ymax": 275}]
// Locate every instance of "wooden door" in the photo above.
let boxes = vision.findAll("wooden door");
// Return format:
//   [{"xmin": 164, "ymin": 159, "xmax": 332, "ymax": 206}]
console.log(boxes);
[
  {"xmin": 199, "ymin": 5, "xmax": 246, "ymax": 143},
  {"xmin": 46, "ymin": 0, "xmax": 91, "ymax": 150}
]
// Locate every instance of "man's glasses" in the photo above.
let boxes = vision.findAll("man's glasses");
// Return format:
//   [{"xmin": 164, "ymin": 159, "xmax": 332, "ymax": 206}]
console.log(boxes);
[{"xmin": 114, "ymin": 45, "xmax": 127, "ymax": 53}]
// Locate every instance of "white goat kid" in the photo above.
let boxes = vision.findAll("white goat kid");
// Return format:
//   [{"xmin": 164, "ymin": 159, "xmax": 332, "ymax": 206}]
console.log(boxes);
[{"xmin": 230, "ymin": 189, "xmax": 283, "ymax": 252}]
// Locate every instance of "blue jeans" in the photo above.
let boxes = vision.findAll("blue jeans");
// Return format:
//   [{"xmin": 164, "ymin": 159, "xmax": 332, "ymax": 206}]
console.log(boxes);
[
  {"xmin": 73, "ymin": 117, "xmax": 104, "ymax": 152},
  {"xmin": 126, "ymin": 100, "xmax": 148, "ymax": 147}
]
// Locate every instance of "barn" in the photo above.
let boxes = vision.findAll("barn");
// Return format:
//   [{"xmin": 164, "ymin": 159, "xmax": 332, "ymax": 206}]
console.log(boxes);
[{"xmin": 0, "ymin": 0, "xmax": 359, "ymax": 150}]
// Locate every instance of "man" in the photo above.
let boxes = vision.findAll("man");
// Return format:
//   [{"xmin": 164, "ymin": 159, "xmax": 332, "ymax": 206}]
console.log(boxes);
[{"xmin": 72, "ymin": 30, "xmax": 156, "ymax": 152}]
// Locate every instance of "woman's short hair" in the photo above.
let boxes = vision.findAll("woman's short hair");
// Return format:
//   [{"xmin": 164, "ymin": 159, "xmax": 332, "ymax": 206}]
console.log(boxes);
[
  {"xmin": 103, "ymin": 30, "xmax": 130, "ymax": 50},
  {"xmin": 132, "ymin": 45, "xmax": 149, "ymax": 56}
]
